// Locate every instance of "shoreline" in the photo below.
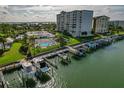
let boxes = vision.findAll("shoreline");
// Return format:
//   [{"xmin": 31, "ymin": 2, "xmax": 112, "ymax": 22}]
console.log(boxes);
[{"xmin": 0, "ymin": 34, "xmax": 124, "ymax": 72}]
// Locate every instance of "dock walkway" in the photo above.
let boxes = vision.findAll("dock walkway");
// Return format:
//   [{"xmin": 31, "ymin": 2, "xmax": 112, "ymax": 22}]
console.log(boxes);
[{"xmin": 0, "ymin": 35, "xmax": 124, "ymax": 72}]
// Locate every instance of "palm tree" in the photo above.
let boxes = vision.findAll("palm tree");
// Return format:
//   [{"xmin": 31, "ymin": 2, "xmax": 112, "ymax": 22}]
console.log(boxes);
[
  {"xmin": 28, "ymin": 35, "xmax": 36, "ymax": 56},
  {"xmin": 57, "ymin": 35, "xmax": 67, "ymax": 47},
  {"xmin": 116, "ymin": 26, "xmax": 124, "ymax": 33}
]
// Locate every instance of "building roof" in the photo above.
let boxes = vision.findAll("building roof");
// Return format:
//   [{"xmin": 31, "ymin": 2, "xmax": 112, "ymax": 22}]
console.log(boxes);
[
  {"xmin": 32, "ymin": 58, "xmax": 44, "ymax": 63},
  {"xmin": 6, "ymin": 37, "xmax": 14, "ymax": 43},
  {"xmin": 60, "ymin": 10, "xmax": 93, "ymax": 14},
  {"xmin": 26, "ymin": 31, "xmax": 55, "ymax": 37},
  {"xmin": 21, "ymin": 61, "xmax": 32, "ymax": 67},
  {"xmin": 94, "ymin": 15, "xmax": 110, "ymax": 19},
  {"xmin": 20, "ymin": 59, "xmax": 32, "ymax": 67}
]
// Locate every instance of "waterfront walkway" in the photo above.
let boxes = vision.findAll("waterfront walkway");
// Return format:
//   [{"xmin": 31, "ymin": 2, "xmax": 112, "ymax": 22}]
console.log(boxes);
[{"xmin": 0, "ymin": 35, "xmax": 124, "ymax": 72}]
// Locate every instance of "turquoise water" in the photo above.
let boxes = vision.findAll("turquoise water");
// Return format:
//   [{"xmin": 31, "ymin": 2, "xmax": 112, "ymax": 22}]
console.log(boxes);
[{"xmin": 39, "ymin": 42, "xmax": 49, "ymax": 47}]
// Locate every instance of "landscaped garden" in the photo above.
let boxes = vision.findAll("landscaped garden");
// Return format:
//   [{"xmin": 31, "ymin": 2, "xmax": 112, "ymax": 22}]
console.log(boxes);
[
  {"xmin": 0, "ymin": 23, "xmax": 124, "ymax": 66},
  {"xmin": 29, "ymin": 32, "xmax": 80, "ymax": 56},
  {"xmin": 1, "ymin": 30, "xmax": 124, "ymax": 66},
  {"xmin": 30, "ymin": 43, "xmax": 60, "ymax": 56},
  {"xmin": 116, "ymin": 31, "xmax": 124, "ymax": 35},
  {"xmin": 55, "ymin": 32, "xmax": 80, "ymax": 45},
  {"xmin": 0, "ymin": 43, "xmax": 25, "ymax": 65}
]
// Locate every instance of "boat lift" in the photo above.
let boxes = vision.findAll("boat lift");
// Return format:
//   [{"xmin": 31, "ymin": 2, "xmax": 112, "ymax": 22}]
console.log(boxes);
[
  {"xmin": 57, "ymin": 53, "xmax": 71, "ymax": 64},
  {"xmin": 32, "ymin": 58, "xmax": 50, "ymax": 73},
  {"xmin": 67, "ymin": 46, "xmax": 84, "ymax": 56},
  {"xmin": 42, "ymin": 57, "xmax": 58, "ymax": 69}
]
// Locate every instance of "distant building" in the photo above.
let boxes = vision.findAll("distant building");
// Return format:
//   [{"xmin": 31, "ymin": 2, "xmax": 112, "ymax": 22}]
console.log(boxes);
[
  {"xmin": 57, "ymin": 10, "xmax": 93, "ymax": 37},
  {"xmin": 93, "ymin": 15, "xmax": 110, "ymax": 34},
  {"xmin": 26, "ymin": 31, "xmax": 55, "ymax": 38},
  {"xmin": 16, "ymin": 35, "xmax": 24, "ymax": 40},
  {"xmin": 0, "ymin": 37, "xmax": 14, "ymax": 49},
  {"xmin": 6, "ymin": 37, "xmax": 14, "ymax": 44},
  {"xmin": 109, "ymin": 20, "xmax": 124, "ymax": 29}
]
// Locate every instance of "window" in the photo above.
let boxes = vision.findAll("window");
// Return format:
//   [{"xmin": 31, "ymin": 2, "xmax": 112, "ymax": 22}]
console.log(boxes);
[{"xmin": 82, "ymin": 32, "xmax": 87, "ymax": 35}]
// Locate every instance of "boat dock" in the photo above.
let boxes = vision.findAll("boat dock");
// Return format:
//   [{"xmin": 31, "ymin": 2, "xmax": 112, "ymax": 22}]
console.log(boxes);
[
  {"xmin": 58, "ymin": 53, "xmax": 71, "ymax": 64},
  {"xmin": 0, "ymin": 35, "xmax": 124, "ymax": 72},
  {"xmin": 58, "ymin": 53, "xmax": 68, "ymax": 60},
  {"xmin": 43, "ymin": 57, "xmax": 58, "ymax": 69}
]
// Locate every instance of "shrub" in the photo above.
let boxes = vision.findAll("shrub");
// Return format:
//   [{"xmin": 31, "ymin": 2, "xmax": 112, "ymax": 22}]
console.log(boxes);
[
  {"xmin": 27, "ymin": 51, "xmax": 32, "ymax": 59},
  {"xmin": 19, "ymin": 45, "xmax": 28, "ymax": 55},
  {"xmin": 0, "ymin": 49, "xmax": 4, "ymax": 56}
]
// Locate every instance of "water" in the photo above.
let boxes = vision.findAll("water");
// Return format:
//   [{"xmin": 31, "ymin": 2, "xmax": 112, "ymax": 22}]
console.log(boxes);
[
  {"xmin": 4, "ymin": 70, "xmax": 23, "ymax": 88},
  {"xmin": 52, "ymin": 40, "xmax": 124, "ymax": 88},
  {"xmin": 3, "ymin": 40, "xmax": 124, "ymax": 88},
  {"xmin": 39, "ymin": 42, "xmax": 49, "ymax": 47}
]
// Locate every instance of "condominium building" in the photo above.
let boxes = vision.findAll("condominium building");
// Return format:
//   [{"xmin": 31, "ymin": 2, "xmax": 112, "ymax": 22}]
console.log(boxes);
[
  {"xmin": 93, "ymin": 15, "xmax": 110, "ymax": 34},
  {"xmin": 57, "ymin": 10, "xmax": 93, "ymax": 37},
  {"xmin": 109, "ymin": 20, "xmax": 124, "ymax": 29}
]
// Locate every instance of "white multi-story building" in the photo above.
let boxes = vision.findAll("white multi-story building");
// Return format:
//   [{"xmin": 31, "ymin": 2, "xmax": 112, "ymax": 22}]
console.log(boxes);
[
  {"xmin": 93, "ymin": 15, "xmax": 110, "ymax": 34},
  {"xmin": 57, "ymin": 10, "xmax": 93, "ymax": 37},
  {"xmin": 109, "ymin": 20, "xmax": 124, "ymax": 29}
]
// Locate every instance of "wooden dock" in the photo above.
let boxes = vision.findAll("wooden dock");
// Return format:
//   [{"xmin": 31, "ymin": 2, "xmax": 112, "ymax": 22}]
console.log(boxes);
[
  {"xmin": 43, "ymin": 57, "xmax": 58, "ymax": 69},
  {"xmin": 0, "ymin": 35, "xmax": 124, "ymax": 72},
  {"xmin": 58, "ymin": 53, "xmax": 71, "ymax": 63}
]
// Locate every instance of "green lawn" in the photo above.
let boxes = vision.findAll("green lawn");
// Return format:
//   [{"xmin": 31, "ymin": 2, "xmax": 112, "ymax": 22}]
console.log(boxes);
[
  {"xmin": 55, "ymin": 32, "xmax": 80, "ymax": 45},
  {"xmin": 0, "ymin": 33, "xmax": 6, "ymax": 37},
  {"xmin": 117, "ymin": 31, "xmax": 124, "ymax": 35},
  {"xmin": 30, "ymin": 33, "xmax": 80, "ymax": 56},
  {"xmin": 66, "ymin": 37, "xmax": 80, "ymax": 45},
  {"xmin": 30, "ymin": 31, "xmax": 124, "ymax": 56},
  {"xmin": 0, "ymin": 43, "xmax": 25, "ymax": 65},
  {"xmin": 30, "ymin": 43, "xmax": 60, "ymax": 56}
]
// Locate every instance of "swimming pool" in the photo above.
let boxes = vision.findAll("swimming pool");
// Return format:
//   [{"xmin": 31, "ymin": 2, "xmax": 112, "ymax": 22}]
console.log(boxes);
[
  {"xmin": 36, "ymin": 38, "xmax": 56, "ymax": 47},
  {"xmin": 39, "ymin": 42, "xmax": 49, "ymax": 47}
]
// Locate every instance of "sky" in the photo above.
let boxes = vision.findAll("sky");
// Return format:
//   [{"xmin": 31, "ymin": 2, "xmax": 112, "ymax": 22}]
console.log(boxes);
[{"xmin": 0, "ymin": 5, "xmax": 124, "ymax": 22}]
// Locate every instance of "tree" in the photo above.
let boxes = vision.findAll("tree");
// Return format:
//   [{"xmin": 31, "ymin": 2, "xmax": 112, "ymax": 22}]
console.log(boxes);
[
  {"xmin": 109, "ymin": 24, "xmax": 116, "ymax": 32},
  {"xmin": 57, "ymin": 35, "xmax": 67, "ymax": 47},
  {"xmin": 0, "ymin": 36, "xmax": 6, "ymax": 51},
  {"xmin": 0, "ymin": 49, "xmax": 4, "ymax": 56},
  {"xmin": 19, "ymin": 45, "xmax": 28, "ymax": 55},
  {"xmin": 109, "ymin": 24, "xmax": 124, "ymax": 34},
  {"xmin": 116, "ymin": 26, "xmax": 124, "ymax": 33},
  {"xmin": 42, "ymin": 23, "xmax": 56, "ymax": 33},
  {"xmin": 26, "ymin": 51, "xmax": 32, "ymax": 59},
  {"xmin": 28, "ymin": 35, "xmax": 36, "ymax": 56}
]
